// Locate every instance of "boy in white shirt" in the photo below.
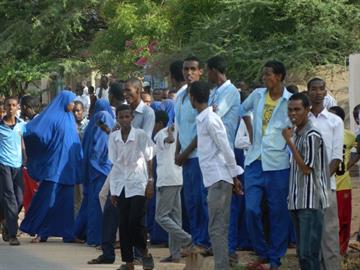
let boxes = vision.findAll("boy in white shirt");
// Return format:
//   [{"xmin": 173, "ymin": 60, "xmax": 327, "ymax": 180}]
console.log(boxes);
[
  {"xmin": 108, "ymin": 104, "xmax": 155, "ymax": 270},
  {"xmin": 153, "ymin": 110, "xmax": 192, "ymax": 263},
  {"xmin": 189, "ymin": 81, "xmax": 244, "ymax": 270}
]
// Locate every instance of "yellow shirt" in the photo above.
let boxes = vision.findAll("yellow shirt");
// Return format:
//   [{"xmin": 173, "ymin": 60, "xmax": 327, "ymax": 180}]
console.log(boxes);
[
  {"xmin": 262, "ymin": 92, "xmax": 279, "ymax": 135},
  {"xmin": 336, "ymin": 129, "xmax": 356, "ymax": 191}
]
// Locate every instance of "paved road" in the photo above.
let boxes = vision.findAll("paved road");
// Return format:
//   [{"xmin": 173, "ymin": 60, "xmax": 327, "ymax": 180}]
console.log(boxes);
[{"xmin": 0, "ymin": 236, "xmax": 185, "ymax": 270}]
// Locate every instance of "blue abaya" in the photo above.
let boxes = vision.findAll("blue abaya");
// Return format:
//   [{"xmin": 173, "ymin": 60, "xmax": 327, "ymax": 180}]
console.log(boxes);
[
  {"xmin": 20, "ymin": 90, "xmax": 82, "ymax": 242},
  {"xmin": 74, "ymin": 105, "xmax": 114, "ymax": 246}
]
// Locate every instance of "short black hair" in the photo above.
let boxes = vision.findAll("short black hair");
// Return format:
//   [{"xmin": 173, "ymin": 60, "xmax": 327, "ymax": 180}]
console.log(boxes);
[
  {"xmin": 125, "ymin": 77, "xmax": 142, "ymax": 92},
  {"xmin": 289, "ymin": 92, "xmax": 310, "ymax": 108},
  {"xmin": 264, "ymin": 60, "xmax": 286, "ymax": 81},
  {"xmin": 21, "ymin": 95, "xmax": 38, "ymax": 108},
  {"xmin": 207, "ymin": 56, "xmax": 227, "ymax": 74},
  {"xmin": 189, "ymin": 81, "xmax": 211, "ymax": 104},
  {"xmin": 5, "ymin": 96, "xmax": 19, "ymax": 104},
  {"xmin": 74, "ymin": 100, "xmax": 84, "ymax": 109},
  {"xmin": 329, "ymin": 106, "xmax": 345, "ymax": 121},
  {"xmin": 286, "ymin": 84, "xmax": 299, "ymax": 94},
  {"xmin": 109, "ymin": 82, "xmax": 125, "ymax": 102},
  {"xmin": 170, "ymin": 60, "xmax": 185, "ymax": 83},
  {"xmin": 116, "ymin": 104, "xmax": 131, "ymax": 116},
  {"xmin": 184, "ymin": 55, "xmax": 203, "ymax": 68},
  {"xmin": 155, "ymin": 110, "xmax": 169, "ymax": 127},
  {"xmin": 88, "ymin": 85, "xmax": 95, "ymax": 94},
  {"xmin": 307, "ymin": 77, "xmax": 325, "ymax": 90}
]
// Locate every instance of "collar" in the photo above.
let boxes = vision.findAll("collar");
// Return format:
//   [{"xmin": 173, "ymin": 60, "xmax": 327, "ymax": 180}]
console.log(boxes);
[
  {"xmin": 177, "ymin": 84, "xmax": 188, "ymax": 95},
  {"xmin": 261, "ymin": 86, "xmax": 292, "ymax": 101},
  {"xmin": 309, "ymin": 107, "xmax": 329, "ymax": 119},
  {"xmin": 296, "ymin": 120, "xmax": 313, "ymax": 136},
  {"xmin": 0, "ymin": 116, "xmax": 21, "ymax": 125},
  {"xmin": 134, "ymin": 100, "xmax": 146, "ymax": 114},
  {"xmin": 115, "ymin": 126, "xmax": 136, "ymax": 143},
  {"xmin": 196, "ymin": 106, "xmax": 212, "ymax": 122},
  {"xmin": 215, "ymin": 80, "xmax": 231, "ymax": 91}
]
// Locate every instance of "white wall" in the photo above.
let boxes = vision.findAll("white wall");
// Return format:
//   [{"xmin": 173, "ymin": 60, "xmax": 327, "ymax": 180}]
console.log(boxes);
[{"xmin": 349, "ymin": 54, "xmax": 360, "ymax": 132}]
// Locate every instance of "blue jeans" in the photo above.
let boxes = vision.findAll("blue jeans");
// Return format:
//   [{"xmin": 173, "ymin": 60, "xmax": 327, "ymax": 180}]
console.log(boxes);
[
  {"xmin": 290, "ymin": 209, "xmax": 324, "ymax": 270},
  {"xmin": 182, "ymin": 157, "xmax": 210, "ymax": 247},
  {"xmin": 244, "ymin": 160, "xmax": 290, "ymax": 268}
]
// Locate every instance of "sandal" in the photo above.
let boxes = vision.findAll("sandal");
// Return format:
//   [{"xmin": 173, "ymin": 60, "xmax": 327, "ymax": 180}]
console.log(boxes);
[
  {"xmin": 30, "ymin": 236, "xmax": 47, "ymax": 243},
  {"xmin": 87, "ymin": 255, "xmax": 114, "ymax": 264}
]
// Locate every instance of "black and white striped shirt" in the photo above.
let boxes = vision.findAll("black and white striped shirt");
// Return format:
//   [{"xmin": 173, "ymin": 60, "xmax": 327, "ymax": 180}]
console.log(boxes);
[{"xmin": 288, "ymin": 121, "xmax": 330, "ymax": 210}]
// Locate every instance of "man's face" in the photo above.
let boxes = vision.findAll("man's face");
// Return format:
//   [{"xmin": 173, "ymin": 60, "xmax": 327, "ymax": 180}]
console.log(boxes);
[
  {"xmin": 206, "ymin": 65, "xmax": 217, "ymax": 84},
  {"xmin": 288, "ymin": 99, "xmax": 309, "ymax": 127},
  {"xmin": 183, "ymin": 60, "xmax": 203, "ymax": 84},
  {"xmin": 117, "ymin": 109, "xmax": 133, "ymax": 129},
  {"xmin": 262, "ymin": 67, "xmax": 282, "ymax": 89},
  {"xmin": 308, "ymin": 80, "xmax": 326, "ymax": 105},
  {"xmin": 141, "ymin": 93, "xmax": 152, "ymax": 106},
  {"xmin": 100, "ymin": 77, "xmax": 108, "ymax": 88},
  {"xmin": 5, "ymin": 99, "xmax": 18, "ymax": 117},
  {"xmin": 73, "ymin": 104, "xmax": 84, "ymax": 122},
  {"xmin": 152, "ymin": 90, "xmax": 163, "ymax": 101},
  {"xmin": 66, "ymin": 102, "xmax": 75, "ymax": 113},
  {"xmin": 124, "ymin": 83, "xmax": 141, "ymax": 105}
]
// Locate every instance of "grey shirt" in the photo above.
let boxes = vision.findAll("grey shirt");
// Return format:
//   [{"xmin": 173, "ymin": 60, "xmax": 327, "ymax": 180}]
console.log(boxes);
[
  {"xmin": 288, "ymin": 120, "xmax": 331, "ymax": 210},
  {"xmin": 132, "ymin": 100, "xmax": 155, "ymax": 138}
]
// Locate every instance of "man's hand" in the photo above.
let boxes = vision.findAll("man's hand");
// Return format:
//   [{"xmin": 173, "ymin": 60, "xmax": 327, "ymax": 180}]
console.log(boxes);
[
  {"xmin": 175, "ymin": 152, "xmax": 186, "ymax": 166},
  {"xmin": 282, "ymin": 127, "xmax": 292, "ymax": 142},
  {"xmin": 110, "ymin": 195, "xmax": 118, "ymax": 207},
  {"xmin": 233, "ymin": 177, "xmax": 244, "ymax": 196},
  {"xmin": 145, "ymin": 180, "xmax": 154, "ymax": 200}
]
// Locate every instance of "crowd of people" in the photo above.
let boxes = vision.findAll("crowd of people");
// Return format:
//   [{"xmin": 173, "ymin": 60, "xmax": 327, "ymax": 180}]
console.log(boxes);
[{"xmin": 0, "ymin": 55, "xmax": 360, "ymax": 270}]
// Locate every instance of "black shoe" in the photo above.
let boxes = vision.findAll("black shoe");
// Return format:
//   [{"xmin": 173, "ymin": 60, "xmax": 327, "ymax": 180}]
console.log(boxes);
[
  {"xmin": 142, "ymin": 254, "xmax": 154, "ymax": 270},
  {"xmin": 9, "ymin": 237, "xmax": 20, "ymax": 246},
  {"xmin": 87, "ymin": 255, "xmax": 114, "ymax": 264}
]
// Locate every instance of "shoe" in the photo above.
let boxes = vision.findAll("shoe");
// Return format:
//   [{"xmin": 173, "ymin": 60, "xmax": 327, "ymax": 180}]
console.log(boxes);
[
  {"xmin": 159, "ymin": 256, "xmax": 180, "ymax": 263},
  {"xmin": 181, "ymin": 244, "xmax": 207, "ymax": 257},
  {"xmin": 133, "ymin": 256, "xmax": 142, "ymax": 265},
  {"xmin": 229, "ymin": 252, "xmax": 239, "ymax": 266},
  {"xmin": 142, "ymin": 253, "xmax": 154, "ymax": 270},
  {"xmin": 9, "ymin": 237, "xmax": 20, "ymax": 246},
  {"xmin": 87, "ymin": 255, "xmax": 114, "ymax": 264}
]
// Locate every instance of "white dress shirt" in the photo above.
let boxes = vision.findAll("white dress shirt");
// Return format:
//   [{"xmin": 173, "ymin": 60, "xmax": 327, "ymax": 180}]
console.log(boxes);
[
  {"xmin": 132, "ymin": 100, "xmax": 155, "ymax": 138},
  {"xmin": 309, "ymin": 108, "xmax": 344, "ymax": 190},
  {"xmin": 108, "ymin": 127, "xmax": 155, "ymax": 198},
  {"xmin": 235, "ymin": 118, "xmax": 251, "ymax": 150},
  {"xmin": 96, "ymin": 87, "xmax": 109, "ymax": 102},
  {"xmin": 323, "ymin": 94, "xmax": 337, "ymax": 110},
  {"xmin": 154, "ymin": 128, "xmax": 182, "ymax": 187},
  {"xmin": 196, "ymin": 107, "xmax": 244, "ymax": 188}
]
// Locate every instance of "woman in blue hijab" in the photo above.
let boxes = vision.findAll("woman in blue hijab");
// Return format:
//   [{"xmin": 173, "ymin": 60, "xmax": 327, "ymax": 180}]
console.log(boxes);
[
  {"xmin": 20, "ymin": 90, "xmax": 83, "ymax": 243},
  {"xmin": 74, "ymin": 100, "xmax": 114, "ymax": 246}
]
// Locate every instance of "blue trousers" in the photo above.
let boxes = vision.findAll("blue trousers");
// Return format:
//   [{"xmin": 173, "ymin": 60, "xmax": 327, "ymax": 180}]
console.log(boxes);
[
  {"xmin": 182, "ymin": 157, "xmax": 210, "ymax": 247},
  {"xmin": 244, "ymin": 160, "xmax": 290, "ymax": 268},
  {"xmin": 290, "ymin": 209, "xmax": 324, "ymax": 270}
]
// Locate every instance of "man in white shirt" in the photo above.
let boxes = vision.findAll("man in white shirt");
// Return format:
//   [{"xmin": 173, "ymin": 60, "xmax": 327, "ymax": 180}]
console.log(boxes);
[
  {"xmin": 74, "ymin": 82, "xmax": 91, "ymax": 118},
  {"xmin": 96, "ymin": 75, "xmax": 110, "ymax": 102},
  {"xmin": 153, "ymin": 111, "xmax": 192, "ymax": 263},
  {"xmin": 190, "ymin": 81, "xmax": 244, "ymax": 270},
  {"xmin": 307, "ymin": 77, "xmax": 343, "ymax": 270},
  {"xmin": 323, "ymin": 92, "xmax": 337, "ymax": 110}
]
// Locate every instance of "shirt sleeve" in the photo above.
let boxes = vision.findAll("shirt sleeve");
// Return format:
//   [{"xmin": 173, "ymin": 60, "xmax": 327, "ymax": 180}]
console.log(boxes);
[
  {"xmin": 108, "ymin": 133, "xmax": 117, "ymax": 163},
  {"xmin": 142, "ymin": 108, "xmax": 155, "ymax": 138},
  {"xmin": 304, "ymin": 131, "xmax": 322, "ymax": 168},
  {"xmin": 207, "ymin": 116, "xmax": 244, "ymax": 177},
  {"xmin": 239, "ymin": 89, "xmax": 256, "ymax": 117},
  {"xmin": 216, "ymin": 90, "xmax": 240, "ymax": 118},
  {"xmin": 332, "ymin": 118, "xmax": 344, "ymax": 161},
  {"xmin": 142, "ymin": 132, "xmax": 155, "ymax": 161}
]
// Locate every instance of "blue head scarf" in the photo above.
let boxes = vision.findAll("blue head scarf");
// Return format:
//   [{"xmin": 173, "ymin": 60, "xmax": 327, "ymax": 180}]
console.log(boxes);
[
  {"xmin": 93, "ymin": 99, "xmax": 114, "ymax": 119},
  {"xmin": 161, "ymin": 99, "xmax": 175, "ymax": 126},
  {"xmin": 24, "ymin": 90, "xmax": 83, "ymax": 185},
  {"xmin": 82, "ymin": 111, "xmax": 115, "ymax": 183}
]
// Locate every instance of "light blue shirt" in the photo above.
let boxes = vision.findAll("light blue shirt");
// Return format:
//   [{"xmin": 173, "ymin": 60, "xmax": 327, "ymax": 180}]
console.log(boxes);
[
  {"xmin": 174, "ymin": 87, "xmax": 198, "ymax": 158},
  {"xmin": 239, "ymin": 87, "xmax": 292, "ymax": 171},
  {"xmin": 209, "ymin": 80, "xmax": 240, "ymax": 148},
  {"xmin": 0, "ymin": 118, "xmax": 25, "ymax": 168}
]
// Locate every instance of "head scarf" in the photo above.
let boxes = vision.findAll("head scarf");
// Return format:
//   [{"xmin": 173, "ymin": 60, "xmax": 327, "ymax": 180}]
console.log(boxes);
[
  {"xmin": 93, "ymin": 99, "xmax": 114, "ymax": 119},
  {"xmin": 161, "ymin": 99, "xmax": 175, "ymax": 127},
  {"xmin": 24, "ymin": 90, "xmax": 83, "ymax": 185},
  {"xmin": 82, "ymin": 111, "xmax": 115, "ymax": 183}
]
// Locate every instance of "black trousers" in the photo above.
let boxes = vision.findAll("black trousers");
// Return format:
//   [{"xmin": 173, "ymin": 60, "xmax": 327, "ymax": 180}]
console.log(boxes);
[
  {"xmin": 0, "ymin": 164, "xmax": 23, "ymax": 237},
  {"xmin": 118, "ymin": 191, "xmax": 147, "ymax": 263}
]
